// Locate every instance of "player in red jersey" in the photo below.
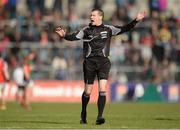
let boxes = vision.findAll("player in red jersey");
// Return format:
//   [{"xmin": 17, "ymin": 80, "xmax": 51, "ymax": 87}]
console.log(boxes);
[{"xmin": 0, "ymin": 53, "xmax": 9, "ymax": 110}]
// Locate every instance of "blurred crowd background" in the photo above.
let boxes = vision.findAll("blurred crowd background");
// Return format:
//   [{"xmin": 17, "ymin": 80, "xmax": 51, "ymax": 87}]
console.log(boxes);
[{"xmin": 0, "ymin": 0, "xmax": 180, "ymax": 83}]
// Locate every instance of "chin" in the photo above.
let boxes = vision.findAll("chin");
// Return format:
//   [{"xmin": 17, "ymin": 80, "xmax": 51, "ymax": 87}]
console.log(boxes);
[{"xmin": 91, "ymin": 22, "xmax": 95, "ymax": 25}]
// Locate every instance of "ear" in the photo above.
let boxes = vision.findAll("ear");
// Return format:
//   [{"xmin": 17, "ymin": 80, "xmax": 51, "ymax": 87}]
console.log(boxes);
[{"xmin": 100, "ymin": 15, "xmax": 103, "ymax": 20}]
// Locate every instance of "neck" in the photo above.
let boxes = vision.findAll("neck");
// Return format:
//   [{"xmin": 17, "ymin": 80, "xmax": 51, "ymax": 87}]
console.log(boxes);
[
  {"xmin": 92, "ymin": 21, "xmax": 103, "ymax": 26},
  {"xmin": 96, "ymin": 21, "xmax": 103, "ymax": 26},
  {"xmin": 96, "ymin": 23, "xmax": 102, "ymax": 26}
]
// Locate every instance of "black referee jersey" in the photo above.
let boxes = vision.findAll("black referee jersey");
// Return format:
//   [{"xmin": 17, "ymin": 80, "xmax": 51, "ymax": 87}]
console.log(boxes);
[{"xmin": 64, "ymin": 19, "xmax": 139, "ymax": 58}]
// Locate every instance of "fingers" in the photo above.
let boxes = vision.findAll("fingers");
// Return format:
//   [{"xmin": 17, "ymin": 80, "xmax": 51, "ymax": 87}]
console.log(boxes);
[
  {"xmin": 55, "ymin": 26, "xmax": 63, "ymax": 31},
  {"xmin": 141, "ymin": 11, "xmax": 146, "ymax": 17},
  {"xmin": 55, "ymin": 26, "xmax": 66, "ymax": 38},
  {"xmin": 142, "ymin": 11, "xmax": 146, "ymax": 17},
  {"xmin": 56, "ymin": 30, "xmax": 65, "ymax": 37},
  {"xmin": 136, "ymin": 11, "xmax": 146, "ymax": 21}
]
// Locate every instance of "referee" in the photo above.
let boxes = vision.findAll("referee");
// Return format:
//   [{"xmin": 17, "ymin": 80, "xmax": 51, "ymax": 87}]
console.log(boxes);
[{"xmin": 55, "ymin": 8, "xmax": 146, "ymax": 125}]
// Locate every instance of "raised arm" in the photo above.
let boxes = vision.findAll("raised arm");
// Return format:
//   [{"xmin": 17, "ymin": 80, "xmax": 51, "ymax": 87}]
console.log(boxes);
[
  {"xmin": 55, "ymin": 26, "xmax": 84, "ymax": 41},
  {"xmin": 110, "ymin": 12, "xmax": 146, "ymax": 36}
]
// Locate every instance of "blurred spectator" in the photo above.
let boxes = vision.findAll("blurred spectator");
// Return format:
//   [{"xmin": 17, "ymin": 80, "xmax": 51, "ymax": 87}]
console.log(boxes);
[
  {"xmin": 110, "ymin": 37, "xmax": 126, "ymax": 65},
  {"xmin": 126, "ymin": 44, "xmax": 142, "ymax": 66},
  {"xmin": 26, "ymin": 0, "xmax": 36, "ymax": 15},
  {"xmin": 5, "ymin": 0, "xmax": 17, "ymax": 19},
  {"xmin": 160, "ymin": 58, "xmax": 171, "ymax": 82},
  {"xmin": 40, "ymin": 30, "xmax": 49, "ymax": 46},
  {"xmin": 149, "ymin": 0, "xmax": 160, "ymax": 15},
  {"xmin": 159, "ymin": 0, "xmax": 168, "ymax": 12},
  {"xmin": 0, "ymin": 27, "xmax": 10, "ymax": 53},
  {"xmin": 140, "ymin": 32, "xmax": 153, "ymax": 47},
  {"xmin": 116, "ymin": 0, "xmax": 127, "ymax": 8},
  {"xmin": 9, "ymin": 42, "xmax": 21, "ymax": 60},
  {"xmin": 128, "ymin": 0, "xmax": 136, "ymax": 6},
  {"xmin": 159, "ymin": 23, "xmax": 171, "ymax": 44},
  {"xmin": 152, "ymin": 36, "xmax": 165, "ymax": 62},
  {"xmin": 53, "ymin": 0, "xmax": 63, "ymax": 12},
  {"xmin": 51, "ymin": 56, "xmax": 68, "ymax": 80},
  {"xmin": 159, "ymin": 22, "xmax": 172, "ymax": 58},
  {"xmin": 141, "ymin": 59, "xmax": 158, "ymax": 82},
  {"xmin": 93, "ymin": 0, "xmax": 105, "ymax": 9},
  {"xmin": 177, "ymin": 19, "xmax": 180, "ymax": 43}
]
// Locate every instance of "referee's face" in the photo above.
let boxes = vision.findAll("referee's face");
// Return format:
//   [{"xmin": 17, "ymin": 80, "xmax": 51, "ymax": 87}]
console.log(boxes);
[{"xmin": 90, "ymin": 11, "xmax": 103, "ymax": 26}]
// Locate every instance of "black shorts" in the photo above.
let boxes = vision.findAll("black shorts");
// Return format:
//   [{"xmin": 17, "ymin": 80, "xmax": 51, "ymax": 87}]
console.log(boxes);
[
  {"xmin": 83, "ymin": 56, "xmax": 111, "ymax": 84},
  {"xmin": 18, "ymin": 85, "xmax": 26, "ymax": 90}
]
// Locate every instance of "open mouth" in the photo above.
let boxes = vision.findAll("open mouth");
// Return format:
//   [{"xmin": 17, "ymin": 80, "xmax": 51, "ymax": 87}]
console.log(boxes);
[{"xmin": 91, "ymin": 20, "xmax": 94, "ymax": 23}]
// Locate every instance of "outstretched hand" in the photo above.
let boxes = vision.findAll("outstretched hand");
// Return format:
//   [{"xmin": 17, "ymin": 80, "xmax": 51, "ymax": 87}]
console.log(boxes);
[
  {"xmin": 55, "ymin": 26, "xmax": 66, "ymax": 38},
  {"xmin": 136, "ymin": 11, "xmax": 146, "ymax": 21}
]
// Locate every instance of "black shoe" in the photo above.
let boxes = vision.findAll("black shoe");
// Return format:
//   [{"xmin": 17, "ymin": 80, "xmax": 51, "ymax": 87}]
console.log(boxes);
[
  {"xmin": 96, "ymin": 117, "xmax": 105, "ymax": 125},
  {"xmin": 80, "ymin": 111, "xmax": 87, "ymax": 124}
]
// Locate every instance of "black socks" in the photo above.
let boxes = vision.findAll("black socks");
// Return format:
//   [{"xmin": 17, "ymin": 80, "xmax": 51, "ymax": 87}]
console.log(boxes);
[
  {"xmin": 81, "ymin": 92, "xmax": 90, "ymax": 116},
  {"xmin": 81, "ymin": 91, "xmax": 106, "ymax": 122},
  {"xmin": 97, "ymin": 91, "xmax": 106, "ymax": 118}
]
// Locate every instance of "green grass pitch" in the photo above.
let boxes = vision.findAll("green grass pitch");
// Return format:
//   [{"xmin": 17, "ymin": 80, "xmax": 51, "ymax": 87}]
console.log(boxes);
[{"xmin": 0, "ymin": 102, "xmax": 180, "ymax": 129}]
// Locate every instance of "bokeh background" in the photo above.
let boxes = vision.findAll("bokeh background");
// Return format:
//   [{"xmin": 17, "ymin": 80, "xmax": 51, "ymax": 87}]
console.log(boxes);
[{"xmin": 0, "ymin": 0, "xmax": 180, "ymax": 103}]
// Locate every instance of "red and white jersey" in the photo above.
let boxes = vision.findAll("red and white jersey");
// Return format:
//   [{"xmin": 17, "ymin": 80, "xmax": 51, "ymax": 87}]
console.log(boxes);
[{"xmin": 0, "ymin": 59, "xmax": 8, "ymax": 83}]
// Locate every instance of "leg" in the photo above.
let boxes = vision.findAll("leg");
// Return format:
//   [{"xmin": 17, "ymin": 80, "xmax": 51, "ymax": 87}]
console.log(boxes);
[
  {"xmin": 80, "ymin": 83, "xmax": 93, "ymax": 124},
  {"xmin": 96, "ymin": 79, "xmax": 107, "ymax": 125},
  {"xmin": 16, "ymin": 86, "xmax": 22, "ymax": 104},
  {"xmin": 0, "ymin": 84, "xmax": 6, "ymax": 110},
  {"xmin": 21, "ymin": 87, "xmax": 30, "ymax": 110},
  {"xmin": 17, "ymin": 86, "xmax": 25, "ymax": 107},
  {"xmin": 96, "ymin": 57, "xmax": 111, "ymax": 125},
  {"xmin": 80, "ymin": 58, "xmax": 96, "ymax": 124}
]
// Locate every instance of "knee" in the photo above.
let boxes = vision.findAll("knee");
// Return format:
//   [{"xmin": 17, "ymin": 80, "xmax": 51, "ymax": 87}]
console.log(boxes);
[
  {"xmin": 84, "ymin": 84, "xmax": 93, "ymax": 95},
  {"xmin": 84, "ymin": 91, "xmax": 91, "ymax": 96}
]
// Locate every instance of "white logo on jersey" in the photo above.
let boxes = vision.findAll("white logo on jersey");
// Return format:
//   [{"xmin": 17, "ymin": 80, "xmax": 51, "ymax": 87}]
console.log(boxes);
[
  {"xmin": 100, "ymin": 31, "xmax": 107, "ymax": 39},
  {"xmin": 89, "ymin": 35, "xmax": 93, "ymax": 38}
]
